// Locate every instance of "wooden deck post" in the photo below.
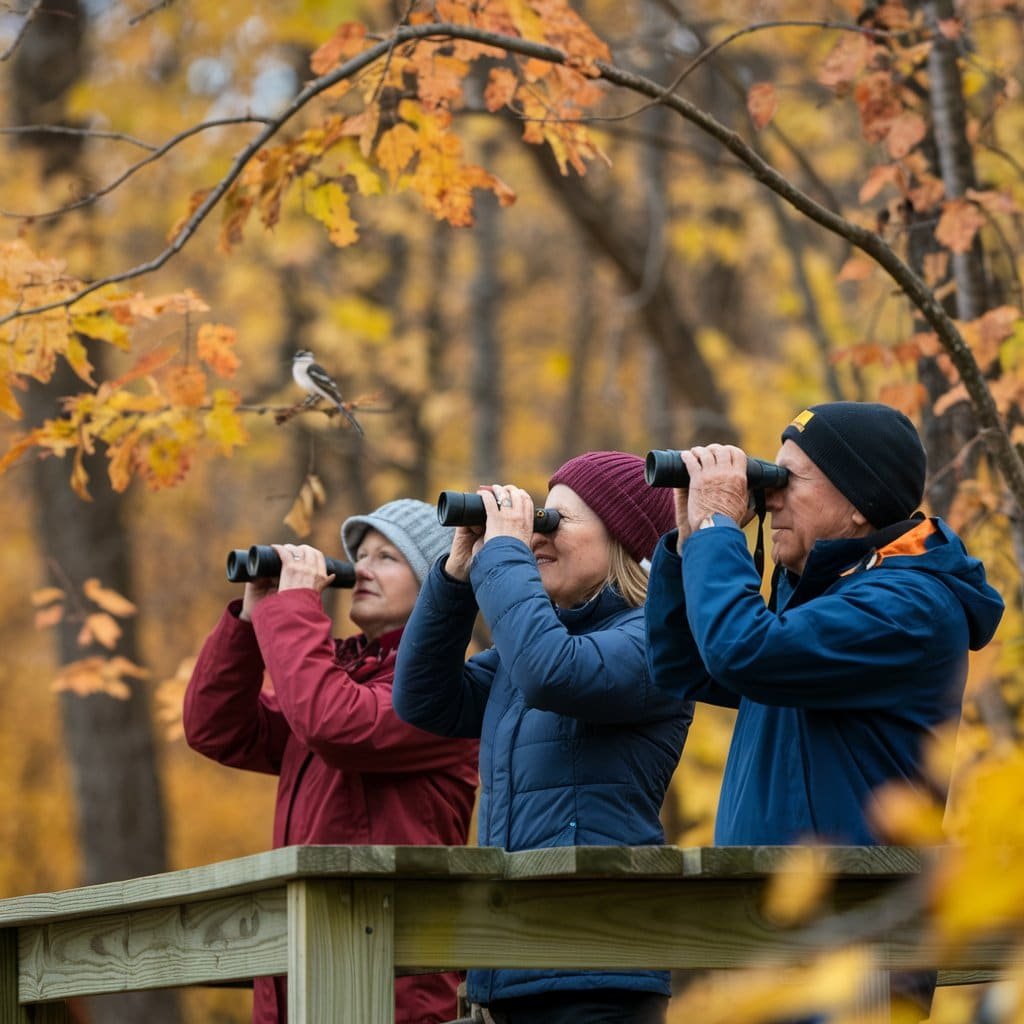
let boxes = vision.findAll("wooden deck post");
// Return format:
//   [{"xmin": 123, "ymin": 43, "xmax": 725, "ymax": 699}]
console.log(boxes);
[
  {"xmin": 0, "ymin": 930, "xmax": 28, "ymax": 1024},
  {"xmin": 288, "ymin": 879, "xmax": 395, "ymax": 1024}
]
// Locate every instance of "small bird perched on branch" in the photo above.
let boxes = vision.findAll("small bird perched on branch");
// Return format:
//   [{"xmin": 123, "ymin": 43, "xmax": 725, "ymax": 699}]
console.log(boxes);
[{"xmin": 291, "ymin": 350, "xmax": 364, "ymax": 436}]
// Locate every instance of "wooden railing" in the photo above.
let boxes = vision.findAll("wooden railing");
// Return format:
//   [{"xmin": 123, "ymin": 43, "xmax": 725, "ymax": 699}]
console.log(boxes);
[{"xmin": 0, "ymin": 845, "xmax": 1011, "ymax": 1023}]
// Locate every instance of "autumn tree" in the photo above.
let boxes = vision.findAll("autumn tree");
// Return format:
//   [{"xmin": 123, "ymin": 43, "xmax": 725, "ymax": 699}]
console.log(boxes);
[{"xmin": 2, "ymin": 1, "xmax": 1023, "ymax": 1021}]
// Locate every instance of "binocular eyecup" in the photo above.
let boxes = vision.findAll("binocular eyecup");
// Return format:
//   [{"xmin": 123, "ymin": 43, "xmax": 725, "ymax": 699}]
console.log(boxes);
[
  {"xmin": 437, "ymin": 491, "xmax": 561, "ymax": 533},
  {"xmin": 225, "ymin": 546, "xmax": 356, "ymax": 588},
  {"xmin": 645, "ymin": 450, "xmax": 789, "ymax": 490}
]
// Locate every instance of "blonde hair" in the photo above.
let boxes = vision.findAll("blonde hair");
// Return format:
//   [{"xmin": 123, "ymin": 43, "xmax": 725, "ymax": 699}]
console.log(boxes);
[{"xmin": 606, "ymin": 539, "xmax": 650, "ymax": 608}]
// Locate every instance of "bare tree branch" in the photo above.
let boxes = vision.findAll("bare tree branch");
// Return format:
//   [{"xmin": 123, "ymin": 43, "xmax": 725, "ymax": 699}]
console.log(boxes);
[
  {"xmin": 127, "ymin": 0, "xmax": 175, "ymax": 28},
  {"xmin": 2, "ymin": 20, "xmax": 1021, "ymax": 510},
  {"xmin": 0, "ymin": 116, "xmax": 275, "ymax": 220},
  {"xmin": 0, "ymin": 0, "xmax": 43, "ymax": 62}
]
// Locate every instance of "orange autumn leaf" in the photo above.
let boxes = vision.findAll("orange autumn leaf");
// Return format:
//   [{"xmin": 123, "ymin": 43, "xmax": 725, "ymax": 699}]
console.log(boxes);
[
  {"xmin": 818, "ymin": 32, "xmax": 870, "ymax": 91},
  {"xmin": 885, "ymin": 110, "xmax": 927, "ymax": 158},
  {"xmin": 51, "ymin": 655, "xmax": 149, "ymax": 700},
  {"xmin": 78, "ymin": 612, "xmax": 123, "ymax": 650},
  {"xmin": 935, "ymin": 197, "xmax": 987, "ymax": 254},
  {"xmin": 310, "ymin": 22, "xmax": 368, "ymax": 75},
  {"xmin": 34, "ymin": 604, "xmax": 65, "ymax": 629},
  {"xmin": 165, "ymin": 365, "xmax": 208, "ymax": 408},
  {"xmin": 746, "ymin": 82, "xmax": 778, "ymax": 130},
  {"xmin": 197, "ymin": 323, "xmax": 240, "ymax": 378},
  {"xmin": 83, "ymin": 578, "xmax": 137, "ymax": 617},
  {"xmin": 31, "ymin": 586, "xmax": 65, "ymax": 607},
  {"xmin": 485, "ymin": 67, "xmax": 519, "ymax": 111}
]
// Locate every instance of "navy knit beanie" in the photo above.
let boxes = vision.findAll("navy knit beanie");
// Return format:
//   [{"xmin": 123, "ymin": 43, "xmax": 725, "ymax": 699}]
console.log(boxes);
[
  {"xmin": 781, "ymin": 402, "xmax": 926, "ymax": 527},
  {"xmin": 548, "ymin": 451, "xmax": 676, "ymax": 562}
]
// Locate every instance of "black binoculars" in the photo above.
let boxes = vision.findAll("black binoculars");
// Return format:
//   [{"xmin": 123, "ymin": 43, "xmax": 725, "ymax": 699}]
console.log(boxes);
[
  {"xmin": 226, "ymin": 546, "xmax": 356, "ymax": 588},
  {"xmin": 645, "ymin": 450, "xmax": 789, "ymax": 490},
  {"xmin": 437, "ymin": 491, "xmax": 561, "ymax": 533}
]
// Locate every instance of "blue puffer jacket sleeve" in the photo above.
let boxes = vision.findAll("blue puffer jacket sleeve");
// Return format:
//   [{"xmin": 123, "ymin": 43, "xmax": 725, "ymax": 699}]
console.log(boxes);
[
  {"xmin": 393, "ymin": 556, "xmax": 498, "ymax": 739},
  {"xmin": 472, "ymin": 537, "xmax": 683, "ymax": 723},
  {"xmin": 680, "ymin": 519, "xmax": 1003, "ymax": 710},
  {"xmin": 646, "ymin": 529, "xmax": 739, "ymax": 708}
]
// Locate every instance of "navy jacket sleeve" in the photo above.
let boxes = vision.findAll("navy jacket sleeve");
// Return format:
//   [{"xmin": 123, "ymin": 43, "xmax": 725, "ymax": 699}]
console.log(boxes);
[
  {"xmin": 682, "ymin": 524, "xmax": 972, "ymax": 710},
  {"xmin": 392, "ymin": 557, "xmax": 498, "ymax": 739},
  {"xmin": 472, "ymin": 538, "xmax": 684, "ymax": 724},
  {"xmin": 645, "ymin": 530, "xmax": 739, "ymax": 708}
]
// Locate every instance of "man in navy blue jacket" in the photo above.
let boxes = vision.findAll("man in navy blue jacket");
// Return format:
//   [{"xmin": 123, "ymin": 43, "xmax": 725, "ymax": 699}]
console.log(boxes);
[{"xmin": 645, "ymin": 402, "xmax": 1004, "ymax": 1019}]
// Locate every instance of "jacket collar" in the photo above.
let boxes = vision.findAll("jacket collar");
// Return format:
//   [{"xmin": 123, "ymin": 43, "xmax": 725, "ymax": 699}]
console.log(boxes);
[
  {"xmin": 556, "ymin": 584, "xmax": 630, "ymax": 627},
  {"xmin": 772, "ymin": 517, "xmax": 930, "ymax": 610}
]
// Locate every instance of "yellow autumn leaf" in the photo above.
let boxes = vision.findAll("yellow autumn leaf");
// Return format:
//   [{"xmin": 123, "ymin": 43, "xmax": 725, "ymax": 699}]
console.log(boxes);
[
  {"xmin": 78, "ymin": 612, "xmax": 122, "ymax": 650},
  {"xmin": 70, "ymin": 311, "xmax": 130, "ymax": 350},
  {"xmin": 303, "ymin": 179, "xmax": 359, "ymax": 247},
  {"xmin": 376, "ymin": 124, "xmax": 419, "ymax": 186},
  {"xmin": 197, "ymin": 323, "xmax": 240, "ymax": 378},
  {"xmin": 154, "ymin": 656, "xmax": 197, "ymax": 742},
  {"xmin": 51, "ymin": 655, "xmax": 148, "ymax": 700},
  {"xmin": 137, "ymin": 433, "xmax": 194, "ymax": 490},
  {"xmin": 204, "ymin": 388, "xmax": 249, "ymax": 455},
  {"xmin": 0, "ymin": 374, "xmax": 24, "ymax": 419},
  {"xmin": 762, "ymin": 846, "xmax": 833, "ymax": 926},
  {"xmin": 866, "ymin": 780, "xmax": 947, "ymax": 845},
  {"xmin": 83, "ymin": 578, "xmax": 138, "ymax": 617}
]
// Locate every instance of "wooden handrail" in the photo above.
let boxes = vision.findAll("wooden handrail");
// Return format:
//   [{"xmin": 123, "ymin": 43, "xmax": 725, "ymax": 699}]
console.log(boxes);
[{"xmin": 0, "ymin": 845, "xmax": 1011, "ymax": 1024}]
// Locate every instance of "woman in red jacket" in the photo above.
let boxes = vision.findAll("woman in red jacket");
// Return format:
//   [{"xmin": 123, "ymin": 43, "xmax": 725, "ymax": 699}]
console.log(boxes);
[{"xmin": 184, "ymin": 499, "xmax": 480, "ymax": 1024}]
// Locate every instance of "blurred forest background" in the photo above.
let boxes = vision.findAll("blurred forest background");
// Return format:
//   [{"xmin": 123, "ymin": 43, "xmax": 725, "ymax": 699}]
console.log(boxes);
[{"xmin": 1, "ymin": 0, "xmax": 1023, "ymax": 1021}]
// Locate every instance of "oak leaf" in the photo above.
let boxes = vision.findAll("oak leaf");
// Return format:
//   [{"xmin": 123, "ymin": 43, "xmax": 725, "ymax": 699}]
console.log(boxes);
[
  {"xmin": 197, "ymin": 323, "xmax": 240, "ymax": 378},
  {"xmin": 165, "ymin": 365, "xmax": 207, "ymax": 408},
  {"xmin": 885, "ymin": 110, "xmax": 927, "ymax": 159},
  {"xmin": 204, "ymin": 388, "xmax": 249, "ymax": 455},
  {"xmin": 746, "ymin": 82, "xmax": 778, "ymax": 130}
]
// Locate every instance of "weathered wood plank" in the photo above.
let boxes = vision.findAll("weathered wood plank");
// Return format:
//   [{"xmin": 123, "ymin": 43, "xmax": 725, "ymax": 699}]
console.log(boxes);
[
  {"xmin": 288, "ymin": 880, "xmax": 394, "ymax": 1024},
  {"xmin": 0, "ymin": 930, "xmax": 28, "ymax": 1024},
  {"xmin": 683, "ymin": 846, "xmax": 926, "ymax": 878},
  {"xmin": 389, "ymin": 878, "xmax": 1008, "ymax": 974},
  {"xmin": 0, "ymin": 846, "xmax": 506, "ymax": 930},
  {"xmin": 18, "ymin": 891, "xmax": 288, "ymax": 1002}
]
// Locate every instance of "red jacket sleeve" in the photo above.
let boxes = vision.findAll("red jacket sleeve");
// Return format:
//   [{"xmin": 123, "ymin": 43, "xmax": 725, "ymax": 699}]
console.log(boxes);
[
  {"xmin": 182, "ymin": 601, "xmax": 291, "ymax": 774},
  {"xmin": 252, "ymin": 589, "xmax": 477, "ymax": 774}
]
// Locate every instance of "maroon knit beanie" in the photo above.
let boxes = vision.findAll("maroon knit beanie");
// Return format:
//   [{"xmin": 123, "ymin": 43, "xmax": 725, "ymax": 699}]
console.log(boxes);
[{"xmin": 548, "ymin": 451, "xmax": 676, "ymax": 562}]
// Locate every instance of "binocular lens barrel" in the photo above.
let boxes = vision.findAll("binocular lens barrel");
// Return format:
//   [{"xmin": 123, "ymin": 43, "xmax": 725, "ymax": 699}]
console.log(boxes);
[
  {"xmin": 437, "ymin": 491, "xmax": 561, "ymax": 533},
  {"xmin": 225, "ymin": 546, "xmax": 356, "ymax": 588},
  {"xmin": 645, "ymin": 450, "xmax": 789, "ymax": 490}
]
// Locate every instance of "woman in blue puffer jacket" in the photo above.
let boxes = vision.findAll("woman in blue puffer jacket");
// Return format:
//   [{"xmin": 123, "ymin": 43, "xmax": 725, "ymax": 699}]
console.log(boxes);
[{"xmin": 393, "ymin": 451, "xmax": 693, "ymax": 1024}]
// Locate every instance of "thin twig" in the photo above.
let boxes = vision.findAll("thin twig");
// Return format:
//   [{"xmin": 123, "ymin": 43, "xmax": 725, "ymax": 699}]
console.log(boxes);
[
  {"xmin": 0, "ymin": 0, "xmax": 43, "ymax": 62},
  {"xmin": 127, "ymin": 0, "xmax": 175, "ymax": 28},
  {"xmin": 0, "ymin": 116, "xmax": 275, "ymax": 220}
]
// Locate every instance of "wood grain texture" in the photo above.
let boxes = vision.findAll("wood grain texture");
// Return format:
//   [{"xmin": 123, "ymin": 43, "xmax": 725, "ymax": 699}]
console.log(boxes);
[
  {"xmin": 0, "ymin": 931, "xmax": 28, "ymax": 1024},
  {"xmin": 18, "ymin": 891, "xmax": 287, "ymax": 1001},
  {"xmin": 288, "ymin": 880, "xmax": 395, "ymax": 1024}
]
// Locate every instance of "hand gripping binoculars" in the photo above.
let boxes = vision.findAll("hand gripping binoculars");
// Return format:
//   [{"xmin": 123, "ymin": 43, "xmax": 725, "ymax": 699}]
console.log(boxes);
[
  {"xmin": 436, "ymin": 491, "xmax": 561, "ymax": 533},
  {"xmin": 645, "ymin": 450, "xmax": 789, "ymax": 489},
  {"xmin": 226, "ymin": 546, "xmax": 356, "ymax": 588}
]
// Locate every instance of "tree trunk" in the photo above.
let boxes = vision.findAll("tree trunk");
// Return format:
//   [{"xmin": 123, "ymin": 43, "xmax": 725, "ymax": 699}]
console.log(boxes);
[{"xmin": 10, "ymin": 4, "xmax": 180, "ymax": 1021}]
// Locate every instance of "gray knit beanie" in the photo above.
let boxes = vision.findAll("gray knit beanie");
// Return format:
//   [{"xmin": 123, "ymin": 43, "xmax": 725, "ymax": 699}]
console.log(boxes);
[{"xmin": 341, "ymin": 499, "xmax": 454, "ymax": 585}]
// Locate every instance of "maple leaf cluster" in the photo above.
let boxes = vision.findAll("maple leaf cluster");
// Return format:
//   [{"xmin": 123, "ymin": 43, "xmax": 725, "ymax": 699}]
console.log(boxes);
[
  {"xmin": 0, "ymin": 241, "xmax": 248, "ymax": 498},
  {"xmin": 214, "ymin": 0, "xmax": 610, "ymax": 252}
]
